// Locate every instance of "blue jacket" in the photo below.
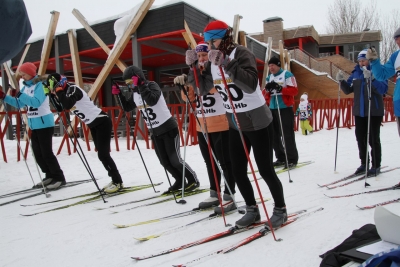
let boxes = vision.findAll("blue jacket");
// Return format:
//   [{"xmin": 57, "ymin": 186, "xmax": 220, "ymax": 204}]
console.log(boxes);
[
  {"xmin": 4, "ymin": 77, "xmax": 55, "ymax": 130},
  {"xmin": 339, "ymin": 64, "xmax": 388, "ymax": 117},
  {"xmin": 370, "ymin": 50, "xmax": 400, "ymax": 117}
]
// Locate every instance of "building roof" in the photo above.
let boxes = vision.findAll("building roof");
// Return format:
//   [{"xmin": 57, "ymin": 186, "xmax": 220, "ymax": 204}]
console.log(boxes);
[{"xmin": 319, "ymin": 30, "xmax": 381, "ymax": 45}]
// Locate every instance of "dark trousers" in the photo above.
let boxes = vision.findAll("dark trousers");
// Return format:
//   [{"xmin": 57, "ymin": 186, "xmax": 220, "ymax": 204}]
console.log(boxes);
[
  {"xmin": 228, "ymin": 125, "xmax": 285, "ymax": 208},
  {"xmin": 354, "ymin": 116, "xmax": 382, "ymax": 168},
  {"xmin": 90, "ymin": 116, "xmax": 122, "ymax": 183},
  {"xmin": 198, "ymin": 130, "xmax": 235, "ymax": 195},
  {"xmin": 152, "ymin": 127, "xmax": 198, "ymax": 184},
  {"xmin": 30, "ymin": 127, "xmax": 65, "ymax": 181},
  {"xmin": 271, "ymin": 107, "xmax": 299, "ymax": 164}
]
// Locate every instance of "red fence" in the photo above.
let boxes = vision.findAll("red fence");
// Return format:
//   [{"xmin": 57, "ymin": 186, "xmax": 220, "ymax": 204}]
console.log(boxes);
[{"xmin": 0, "ymin": 98, "xmax": 395, "ymax": 162}]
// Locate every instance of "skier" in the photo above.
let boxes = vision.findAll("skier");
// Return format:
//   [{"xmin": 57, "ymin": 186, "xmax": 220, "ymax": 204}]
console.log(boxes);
[
  {"xmin": 196, "ymin": 20, "xmax": 287, "ymax": 229},
  {"xmin": 263, "ymin": 57, "xmax": 299, "ymax": 169},
  {"xmin": 113, "ymin": 65, "xmax": 200, "ymax": 193},
  {"xmin": 367, "ymin": 27, "xmax": 400, "ymax": 137},
  {"xmin": 0, "ymin": 63, "xmax": 66, "ymax": 189},
  {"xmin": 174, "ymin": 41, "xmax": 236, "ymax": 209},
  {"xmin": 295, "ymin": 92, "xmax": 313, "ymax": 135},
  {"xmin": 44, "ymin": 73, "xmax": 124, "ymax": 193},
  {"xmin": 337, "ymin": 49, "xmax": 388, "ymax": 176}
]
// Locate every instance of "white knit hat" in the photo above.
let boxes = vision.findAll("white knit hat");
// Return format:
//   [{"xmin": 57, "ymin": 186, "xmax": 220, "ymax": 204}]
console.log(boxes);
[{"xmin": 301, "ymin": 94, "xmax": 308, "ymax": 101}]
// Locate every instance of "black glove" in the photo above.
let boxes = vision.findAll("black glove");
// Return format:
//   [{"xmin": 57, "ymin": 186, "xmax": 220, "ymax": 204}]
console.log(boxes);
[{"xmin": 265, "ymin": 81, "xmax": 282, "ymax": 94}]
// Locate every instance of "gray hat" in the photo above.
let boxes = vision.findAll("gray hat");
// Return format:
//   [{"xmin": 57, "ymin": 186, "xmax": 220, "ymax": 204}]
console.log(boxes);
[{"xmin": 394, "ymin": 27, "xmax": 400, "ymax": 39}]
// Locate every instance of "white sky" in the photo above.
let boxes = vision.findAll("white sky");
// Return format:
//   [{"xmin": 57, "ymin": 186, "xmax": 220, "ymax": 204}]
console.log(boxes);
[{"xmin": 24, "ymin": 0, "xmax": 398, "ymax": 42}]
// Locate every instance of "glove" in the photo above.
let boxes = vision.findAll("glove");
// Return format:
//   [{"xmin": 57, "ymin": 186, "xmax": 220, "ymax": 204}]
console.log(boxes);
[
  {"xmin": 43, "ymin": 84, "xmax": 50, "ymax": 95},
  {"xmin": 48, "ymin": 76, "xmax": 67, "ymax": 92},
  {"xmin": 362, "ymin": 68, "xmax": 372, "ymax": 79},
  {"xmin": 0, "ymin": 90, "xmax": 5, "ymax": 100},
  {"xmin": 55, "ymin": 76, "xmax": 67, "ymax": 91},
  {"xmin": 208, "ymin": 50, "xmax": 230, "ymax": 67},
  {"xmin": 112, "ymin": 84, "xmax": 121, "ymax": 95},
  {"xmin": 336, "ymin": 71, "xmax": 344, "ymax": 81},
  {"xmin": 185, "ymin": 49, "xmax": 197, "ymax": 66},
  {"xmin": 173, "ymin": 74, "xmax": 187, "ymax": 86},
  {"xmin": 9, "ymin": 88, "xmax": 17, "ymax": 97},
  {"xmin": 132, "ymin": 75, "xmax": 144, "ymax": 87},
  {"xmin": 265, "ymin": 81, "xmax": 282, "ymax": 94},
  {"xmin": 366, "ymin": 47, "xmax": 378, "ymax": 61}
]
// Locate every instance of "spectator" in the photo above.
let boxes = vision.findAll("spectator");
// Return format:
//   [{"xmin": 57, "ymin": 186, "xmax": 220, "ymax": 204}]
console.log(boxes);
[
  {"xmin": 337, "ymin": 49, "xmax": 388, "ymax": 176},
  {"xmin": 263, "ymin": 57, "xmax": 299, "ymax": 169},
  {"xmin": 295, "ymin": 92, "xmax": 313, "ymax": 135}
]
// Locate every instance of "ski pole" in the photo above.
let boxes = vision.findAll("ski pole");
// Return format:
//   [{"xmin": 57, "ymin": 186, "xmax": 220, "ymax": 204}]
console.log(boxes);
[
  {"xmin": 218, "ymin": 65, "xmax": 279, "ymax": 241},
  {"xmin": 334, "ymin": 80, "xmax": 341, "ymax": 173},
  {"xmin": 1, "ymin": 99, "xmax": 36, "ymax": 188},
  {"xmin": 274, "ymin": 93, "xmax": 293, "ymax": 183},
  {"xmin": 14, "ymin": 100, "xmax": 51, "ymax": 198},
  {"xmin": 180, "ymin": 95, "xmax": 189, "ymax": 202},
  {"xmin": 113, "ymin": 82, "xmax": 159, "ymax": 193},
  {"xmin": 47, "ymin": 94, "xmax": 106, "ymax": 203},
  {"xmin": 189, "ymin": 65, "xmax": 231, "ymax": 226},
  {"xmin": 136, "ymin": 87, "xmax": 185, "ymax": 205},
  {"xmin": 364, "ymin": 68, "xmax": 373, "ymax": 187},
  {"xmin": 179, "ymin": 84, "xmax": 241, "ymax": 223}
]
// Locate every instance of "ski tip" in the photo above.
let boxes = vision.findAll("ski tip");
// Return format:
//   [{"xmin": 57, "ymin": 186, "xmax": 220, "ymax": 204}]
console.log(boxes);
[
  {"xmin": 134, "ymin": 235, "xmax": 158, "ymax": 241},
  {"xmin": 20, "ymin": 213, "xmax": 35, "ymax": 216},
  {"xmin": 323, "ymin": 194, "xmax": 331, "ymax": 198},
  {"xmin": 113, "ymin": 224, "xmax": 128, "ymax": 228}
]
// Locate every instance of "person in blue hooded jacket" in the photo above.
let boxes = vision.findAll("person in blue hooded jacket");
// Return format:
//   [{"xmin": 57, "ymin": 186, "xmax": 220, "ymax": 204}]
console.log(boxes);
[
  {"xmin": 336, "ymin": 50, "xmax": 388, "ymax": 176},
  {"xmin": 0, "ymin": 62, "xmax": 66, "ymax": 189},
  {"xmin": 367, "ymin": 27, "xmax": 400, "ymax": 137}
]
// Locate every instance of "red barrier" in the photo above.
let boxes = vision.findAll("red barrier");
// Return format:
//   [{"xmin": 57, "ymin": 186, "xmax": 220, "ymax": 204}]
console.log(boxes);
[{"xmin": 1, "ymin": 98, "xmax": 395, "ymax": 162}]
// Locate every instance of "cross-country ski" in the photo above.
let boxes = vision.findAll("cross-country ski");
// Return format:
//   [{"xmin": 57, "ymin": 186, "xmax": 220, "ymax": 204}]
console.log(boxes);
[{"xmin": 1, "ymin": 5, "xmax": 400, "ymax": 267}]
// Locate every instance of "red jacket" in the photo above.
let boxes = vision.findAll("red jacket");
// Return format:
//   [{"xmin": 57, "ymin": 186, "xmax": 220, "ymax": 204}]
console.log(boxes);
[{"xmin": 262, "ymin": 84, "xmax": 298, "ymax": 107}]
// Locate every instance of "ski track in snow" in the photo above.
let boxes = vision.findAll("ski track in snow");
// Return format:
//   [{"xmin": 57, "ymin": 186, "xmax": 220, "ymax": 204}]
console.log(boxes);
[{"xmin": 1, "ymin": 122, "xmax": 399, "ymax": 267}]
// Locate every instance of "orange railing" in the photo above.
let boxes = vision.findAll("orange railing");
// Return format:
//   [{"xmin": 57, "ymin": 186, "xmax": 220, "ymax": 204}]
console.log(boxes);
[{"xmin": 1, "ymin": 99, "xmax": 395, "ymax": 162}]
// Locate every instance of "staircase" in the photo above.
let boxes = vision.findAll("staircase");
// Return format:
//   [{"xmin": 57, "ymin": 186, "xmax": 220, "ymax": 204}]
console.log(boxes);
[{"xmin": 287, "ymin": 48, "xmax": 351, "ymax": 99}]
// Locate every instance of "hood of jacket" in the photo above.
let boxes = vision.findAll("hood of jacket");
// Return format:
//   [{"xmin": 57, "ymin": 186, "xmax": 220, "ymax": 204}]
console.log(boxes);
[{"xmin": 122, "ymin": 65, "xmax": 147, "ymax": 82}]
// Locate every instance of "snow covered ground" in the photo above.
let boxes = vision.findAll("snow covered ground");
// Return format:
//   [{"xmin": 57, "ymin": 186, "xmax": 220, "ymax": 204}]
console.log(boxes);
[{"xmin": 0, "ymin": 121, "xmax": 399, "ymax": 267}]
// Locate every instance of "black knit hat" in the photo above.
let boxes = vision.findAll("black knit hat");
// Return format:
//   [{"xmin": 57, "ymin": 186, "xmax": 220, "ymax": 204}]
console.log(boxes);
[{"xmin": 268, "ymin": 57, "xmax": 281, "ymax": 67}]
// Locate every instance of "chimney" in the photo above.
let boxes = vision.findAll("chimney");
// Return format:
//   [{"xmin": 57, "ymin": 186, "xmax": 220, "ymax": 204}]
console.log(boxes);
[{"xmin": 263, "ymin": 17, "xmax": 283, "ymax": 49}]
